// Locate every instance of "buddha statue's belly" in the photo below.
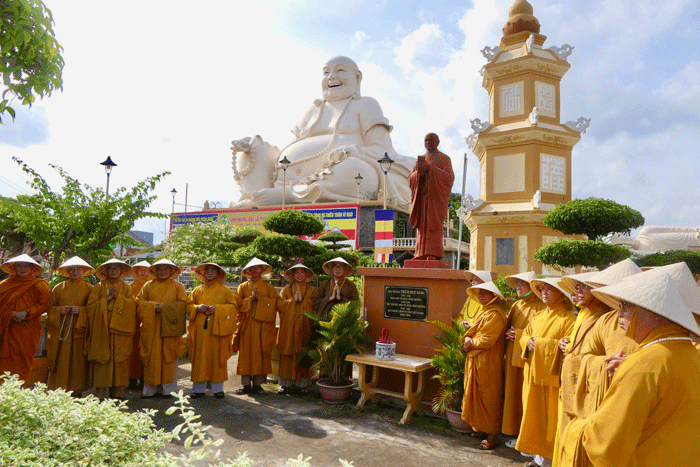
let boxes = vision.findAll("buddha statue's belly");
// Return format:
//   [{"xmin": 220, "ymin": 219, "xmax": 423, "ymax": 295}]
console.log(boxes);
[{"xmin": 280, "ymin": 133, "xmax": 366, "ymax": 180}]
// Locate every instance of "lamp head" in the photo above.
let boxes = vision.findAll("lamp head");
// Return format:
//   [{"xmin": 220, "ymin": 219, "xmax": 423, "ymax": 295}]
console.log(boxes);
[{"xmin": 378, "ymin": 152, "xmax": 394, "ymax": 174}]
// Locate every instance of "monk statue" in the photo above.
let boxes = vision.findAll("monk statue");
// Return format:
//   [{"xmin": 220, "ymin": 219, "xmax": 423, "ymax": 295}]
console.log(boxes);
[
  {"xmin": 231, "ymin": 56, "xmax": 414, "ymax": 206},
  {"xmin": 408, "ymin": 133, "xmax": 454, "ymax": 260}
]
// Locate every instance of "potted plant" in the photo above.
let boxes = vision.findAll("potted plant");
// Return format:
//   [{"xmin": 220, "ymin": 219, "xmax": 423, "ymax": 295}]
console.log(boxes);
[
  {"xmin": 428, "ymin": 319, "xmax": 469, "ymax": 432},
  {"xmin": 305, "ymin": 300, "xmax": 372, "ymax": 403}
]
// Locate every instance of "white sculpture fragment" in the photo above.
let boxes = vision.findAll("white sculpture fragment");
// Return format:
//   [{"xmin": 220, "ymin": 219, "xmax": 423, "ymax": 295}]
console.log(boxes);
[
  {"xmin": 480, "ymin": 45, "xmax": 501, "ymax": 62},
  {"xmin": 525, "ymin": 34, "xmax": 535, "ymax": 53},
  {"xmin": 528, "ymin": 107, "xmax": 539, "ymax": 126},
  {"xmin": 532, "ymin": 190, "xmax": 541, "ymax": 209},
  {"xmin": 548, "ymin": 44, "xmax": 575, "ymax": 61},
  {"xmin": 470, "ymin": 118, "xmax": 491, "ymax": 133},
  {"xmin": 565, "ymin": 117, "xmax": 591, "ymax": 134}
]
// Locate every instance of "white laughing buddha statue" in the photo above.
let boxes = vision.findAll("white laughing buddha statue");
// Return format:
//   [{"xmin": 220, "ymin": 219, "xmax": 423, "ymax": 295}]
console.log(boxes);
[{"xmin": 231, "ymin": 56, "xmax": 414, "ymax": 206}]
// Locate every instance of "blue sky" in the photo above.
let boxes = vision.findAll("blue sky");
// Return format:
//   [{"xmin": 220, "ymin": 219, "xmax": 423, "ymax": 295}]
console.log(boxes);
[{"xmin": 1, "ymin": 0, "xmax": 699, "ymax": 243}]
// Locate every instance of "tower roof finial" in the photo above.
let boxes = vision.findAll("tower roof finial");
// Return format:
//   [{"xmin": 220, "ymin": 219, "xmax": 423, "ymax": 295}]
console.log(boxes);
[{"xmin": 503, "ymin": 0, "xmax": 540, "ymax": 36}]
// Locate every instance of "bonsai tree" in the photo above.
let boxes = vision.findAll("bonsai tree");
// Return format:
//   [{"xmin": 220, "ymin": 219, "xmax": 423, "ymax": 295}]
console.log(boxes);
[
  {"xmin": 428, "ymin": 319, "xmax": 467, "ymax": 413},
  {"xmin": 250, "ymin": 210, "xmax": 325, "ymax": 269},
  {"xmin": 305, "ymin": 300, "xmax": 372, "ymax": 386},
  {"xmin": 534, "ymin": 197, "xmax": 644, "ymax": 270},
  {"xmin": 317, "ymin": 230, "xmax": 349, "ymax": 251}
]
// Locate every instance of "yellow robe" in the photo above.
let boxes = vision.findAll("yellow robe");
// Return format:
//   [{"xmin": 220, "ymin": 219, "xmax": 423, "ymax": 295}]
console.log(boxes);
[
  {"xmin": 137, "ymin": 279, "xmax": 187, "ymax": 386},
  {"xmin": 515, "ymin": 300, "xmax": 574, "ymax": 460},
  {"xmin": 277, "ymin": 283, "xmax": 316, "ymax": 381},
  {"xmin": 46, "ymin": 280, "xmax": 92, "ymax": 392},
  {"xmin": 128, "ymin": 280, "xmax": 147, "ymax": 380},
  {"xmin": 502, "ymin": 292, "xmax": 546, "ymax": 436},
  {"xmin": 459, "ymin": 297, "xmax": 482, "ymax": 324},
  {"xmin": 86, "ymin": 281, "xmax": 137, "ymax": 388},
  {"xmin": 460, "ymin": 299, "xmax": 507, "ymax": 435},
  {"xmin": 559, "ymin": 324, "xmax": 700, "ymax": 467},
  {"xmin": 186, "ymin": 282, "xmax": 237, "ymax": 384},
  {"xmin": 232, "ymin": 279, "xmax": 278, "ymax": 376}
]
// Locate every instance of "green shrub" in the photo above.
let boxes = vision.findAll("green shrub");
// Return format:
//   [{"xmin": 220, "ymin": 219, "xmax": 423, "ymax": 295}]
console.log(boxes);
[
  {"xmin": 633, "ymin": 250, "xmax": 700, "ymax": 276},
  {"xmin": 262, "ymin": 210, "xmax": 324, "ymax": 236},
  {"xmin": 534, "ymin": 239, "xmax": 631, "ymax": 269}
]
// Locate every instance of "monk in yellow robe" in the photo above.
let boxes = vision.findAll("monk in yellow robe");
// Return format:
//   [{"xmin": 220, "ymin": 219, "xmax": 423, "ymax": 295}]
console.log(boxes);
[
  {"xmin": 86, "ymin": 259, "xmax": 137, "ymax": 400},
  {"xmin": 516, "ymin": 278, "xmax": 574, "ymax": 467},
  {"xmin": 137, "ymin": 259, "xmax": 187, "ymax": 399},
  {"xmin": 313, "ymin": 257, "xmax": 358, "ymax": 318},
  {"xmin": 460, "ymin": 281, "xmax": 507, "ymax": 450},
  {"xmin": 186, "ymin": 262, "xmax": 237, "ymax": 399},
  {"xmin": 46, "ymin": 256, "xmax": 94, "ymax": 394},
  {"xmin": 459, "ymin": 270, "xmax": 496, "ymax": 327},
  {"xmin": 128, "ymin": 260, "xmax": 152, "ymax": 389},
  {"xmin": 0, "ymin": 254, "xmax": 49, "ymax": 385},
  {"xmin": 277, "ymin": 263, "xmax": 316, "ymax": 395},
  {"xmin": 502, "ymin": 272, "xmax": 545, "ymax": 439},
  {"xmin": 559, "ymin": 272, "xmax": 700, "ymax": 467},
  {"xmin": 233, "ymin": 258, "xmax": 278, "ymax": 395}
]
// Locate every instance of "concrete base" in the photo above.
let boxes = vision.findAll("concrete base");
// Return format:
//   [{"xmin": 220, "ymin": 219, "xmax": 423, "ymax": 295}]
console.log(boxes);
[{"xmin": 403, "ymin": 259, "xmax": 452, "ymax": 269}]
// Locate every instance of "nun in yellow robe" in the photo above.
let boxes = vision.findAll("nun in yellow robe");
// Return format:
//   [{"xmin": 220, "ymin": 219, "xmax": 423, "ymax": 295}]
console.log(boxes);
[
  {"xmin": 558, "ymin": 272, "xmax": 700, "ymax": 467},
  {"xmin": 86, "ymin": 259, "xmax": 137, "ymax": 400},
  {"xmin": 232, "ymin": 258, "xmax": 278, "ymax": 395},
  {"xmin": 459, "ymin": 270, "xmax": 496, "ymax": 326},
  {"xmin": 128, "ymin": 260, "xmax": 152, "ymax": 389},
  {"xmin": 46, "ymin": 257, "xmax": 94, "ymax": 393},
  {"xmin": 516, "ymin": 278, "xmax": 575, "ymax": 467},
  {"xmin": 137, "ymin": 259, "xmax": 187, "ymax": 398},
  {"xmin": 186, "ymin": 262, "xmax": 237, "ymax": 398},
  {"xmin": 460, "ymin": 280, "xmax": 507, "ymax": 450},
  {"xmin": 501, "ymin": 272, "xmax": 546, "ymax": 438},
  {"xmin": 276, "ymin": 263, "xmax": 316, "ymax": 394}
]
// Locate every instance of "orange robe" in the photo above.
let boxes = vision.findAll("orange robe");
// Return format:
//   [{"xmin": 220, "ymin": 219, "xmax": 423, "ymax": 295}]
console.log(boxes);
[
  {"xmin": 502, "ymin": 292, "xmax": 546, "ymax": 436},
  {"xmin": 233, "ymin": 279, "xmax": 278, "ymax": 376},
  {"xmin": 515, "ymin": 300, "xmax": 574, "ymax": 460},
  {"xmin": 137, "ymin": 279, "xmax": 187, "ymax": 386},
  {"xmin": 0, "ymin": 275, "xmax": 49, "ymax": 383},
  {"xmin": 559, "ymin": 324, "xmax": 700, "ymax": 467},
  {"xmin": 86, "ymin": 281, "xmax": 137, "ymax": 388},
  {"xmin": 460, "ymin": 299, "xmax": 507, "ymax": 435},
  {"xmin": 313, "ymin": 278, "xmax": 359, "ymax": 318},
  {"xmin": 277, "ymin": 282, "xmax": 316, "ymax": 382},
  {"xmin": 128, "ymin": 280, "xmax": 147, "ymax": 380},
  {"xmin": 459, "ymin": 297, "xmax": 482, "ymax": 325},
  {"xmin": 46, "ymin": 280, "xmax": 92, "ymax": 392},
  {"xmin": 408, "ymin": 151, "xmax": 454, "ymax": 259},
  {"xmin": 186, "ymin": 282, "xmax": 237, "ymax": 383}
]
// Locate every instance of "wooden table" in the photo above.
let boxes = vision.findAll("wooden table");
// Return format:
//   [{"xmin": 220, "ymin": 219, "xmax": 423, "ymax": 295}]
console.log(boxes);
[{"xmin": 346, "ymin": 352, "xmax": 432, "ymax": 424}]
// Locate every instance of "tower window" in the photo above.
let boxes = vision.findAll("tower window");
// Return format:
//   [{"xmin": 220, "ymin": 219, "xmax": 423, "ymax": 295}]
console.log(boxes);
[{"xmin": 496, "ymin": 238, "xmax": 515, "ymax": 266}]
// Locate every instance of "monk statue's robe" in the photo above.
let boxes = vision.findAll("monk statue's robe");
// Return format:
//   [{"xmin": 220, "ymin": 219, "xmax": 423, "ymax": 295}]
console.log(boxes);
[
  {"xmin": 46, "ymin": 279, "xmax": 92, "ymax": 392},
  {"xmin": 460, "ymin": 298, "xmax": 507, "ymax": 436},
  {"xmin": 137, "ymin": 279, "xmax": 187, "ymax": 387},
  {"xmin": 232, "ymin": 279, "xmax": 278, "ymax": 377},
  {"xmin": 312, "ymin": 277, "xmax": 358, "ymax": 318},
  {"xmin": 0, "ymin": 275, "xmax": 49, "ymax": 383},
  {"xmin": 276, "ymin": 282, "xmax": 316, "ymax": 384},
  {"xmin": 515, "ymin": 299, "xmax": 574, "ymax": 460},
  {"xmin": 128, "ymin": 280, "xmax": 147, "ymax": 382},
  {"xmin": 408, "ymin": 147, "xmax": 454, "ymax": 260},
  {"xmin": 558, "ymin": 324, "xmax": 700, "ymax": 467},
  {"xmin": 86, "ymin": 281, "xmax": 137, "ymax": 389},
  {"xmin": 501, "ymin": 292, "xmax": 546, "ymax": 436},
  {"xmin": 186, "ymin": 282, "xmax": 237, "ymax": 386}
]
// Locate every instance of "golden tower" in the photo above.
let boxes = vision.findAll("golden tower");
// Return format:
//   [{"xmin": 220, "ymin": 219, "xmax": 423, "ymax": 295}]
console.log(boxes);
[{"xmin": 466, "ymin": 0, "xmax": 586, "ymax": 276}]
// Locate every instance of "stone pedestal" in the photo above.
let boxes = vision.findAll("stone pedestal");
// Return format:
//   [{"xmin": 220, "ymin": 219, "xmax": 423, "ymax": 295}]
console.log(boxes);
[{"xmin": 403, "ymin": 259, "xmax": 452, "ymax": 269}]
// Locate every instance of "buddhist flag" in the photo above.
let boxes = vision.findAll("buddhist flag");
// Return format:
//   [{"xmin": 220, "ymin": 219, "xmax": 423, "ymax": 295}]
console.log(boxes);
[{"xmin": 375, "ymin": 209, "xmax": 394, "ymax": 263}]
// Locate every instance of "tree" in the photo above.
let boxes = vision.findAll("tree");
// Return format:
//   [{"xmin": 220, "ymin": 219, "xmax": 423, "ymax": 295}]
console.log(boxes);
[
  {"xmin": 0, "ymin": 157, "xmax": 168, "ymax": 276},
  {"xmin": 448, "ymin": 193, "xmax": 470, "ymax": 243},
  {"xmin": 317, "ymin": 230, "xmax": 349, "ymax": 251},
  {"xmin": 164, "ymin": 223, "xmax": 260, "ymax": 266},
  {"xmin": 1, "ymin": 0, "xmax": 64, "ymax": 122},
  {"xmin": 633, "ymin": 250, "xmax": 700, "ymax": 276},
  {"xmin": 534, "ymin": 198, "xmax": 644, "ymax": 270}
]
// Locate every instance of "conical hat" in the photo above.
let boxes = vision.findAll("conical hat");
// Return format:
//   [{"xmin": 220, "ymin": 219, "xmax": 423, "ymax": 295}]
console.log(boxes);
[
  {"xmin": 464, "ymin": 270, "xmax": 497, "ymax": 284},
  {"xmin": 56, "ymin": 256, "xmax": 94, "ymax": 278},
  {"xmin": 559, "ymin": 271, "xmax": 598, "ymax": 295},
  {"xmin": 241, "ymin": 257, "xmax": 272, "ymax": 277},
  {"xmin": 96, "ymin": 258, "xmax": 132, "ymax": 281},
  {"xmin": 530, "ymin": 277, "xmax": 574, "ymax": 303},
  {"xmin": 1, "ymin": 254, "xmax": 43, "ymax": 275},
  {"xmin": 283, "ymin": 263, "xmax": 315, "ymax": 283},
  {"xmin": 467, "ymin": 281, "xmax": 505, "ymax": 301},
  {"xmin": 130, "ymin": 261, "xmax": 155, "ymax": 281},
  {"xmin": 194, "ymin": 262, "xmax": 226, "ymax": 283},
  {"xmin": 592, "ymin": 272, "xmax": 700, "ymax": 336},
  {"xmin": 586, "ymin": 259, "xmax": 641, "ymax": 287},
  {"xmin": 322, "ymin": 257, "xmax": 354, "ymax": 276},
  {"xmin": 634, "ymin": 262, "xmax": 700, "ymax": 317},
  {"xmin": 504, "ymin": 271, "xmax": 537, "ymax": 289},
  {"xmin": 148, "ymin": 258, "xmax": 182, "ymax": 280},
  {"xmin": 132, "ymin": 261, "xmax": 151, "ymax": 269}
]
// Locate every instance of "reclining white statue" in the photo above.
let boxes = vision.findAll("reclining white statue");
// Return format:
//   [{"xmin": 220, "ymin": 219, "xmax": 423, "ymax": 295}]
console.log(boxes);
[{"xmin": 231, "ymin": 56, "xmax": 414, "ymax": 206}]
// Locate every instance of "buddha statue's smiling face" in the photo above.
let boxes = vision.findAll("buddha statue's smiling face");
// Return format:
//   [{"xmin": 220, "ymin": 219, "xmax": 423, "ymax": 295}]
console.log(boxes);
[{"xmin": 322, "ymin": 56, "xmax": 361, "ymax": 102}]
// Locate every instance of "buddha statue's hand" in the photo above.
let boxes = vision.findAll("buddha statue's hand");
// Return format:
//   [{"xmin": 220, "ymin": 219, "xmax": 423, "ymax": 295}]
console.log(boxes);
[{"xmin": 328, "ymin": 145, "xmax": 360, "ymax": 164}]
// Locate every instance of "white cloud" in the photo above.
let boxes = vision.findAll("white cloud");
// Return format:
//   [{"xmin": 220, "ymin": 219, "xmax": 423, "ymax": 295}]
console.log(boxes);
[
  {"xmin": 350, "ymin": 31, "xmax": 369, "ymax": 50},
  {"xmin": 393, "ymin": 24, "xmax": 453, "ymax": 73},
  {"xmin": 654, "ymin": 61, "xmax": 700, "ymax": 104}
]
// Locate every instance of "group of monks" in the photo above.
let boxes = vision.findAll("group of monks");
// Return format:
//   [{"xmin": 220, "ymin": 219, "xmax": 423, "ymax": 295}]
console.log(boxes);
[
  {"xmin": 458, "ymin": 259, "xmax": 700, "ymax": 466},
  {"xmin": 0, "ymin": 253, "xmax": 358, "ymax": 400}
]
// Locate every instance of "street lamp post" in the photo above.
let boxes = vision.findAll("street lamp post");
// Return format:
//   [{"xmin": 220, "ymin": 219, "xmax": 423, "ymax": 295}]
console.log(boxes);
[
  {"xmin": 280, "ymin": 156, "xmax": 291, "ymax": 209},
  {"xmin": 354, "ymin": 173, "xmax": 363, "ymax": 204},
  {"xmin": 456, "ymin": 152, "xmax": 468, "ymax": 269},
  {"xmin": 171, "ymin": 188, "xmax": 177, "ymax": 214},
  {"xmin": 377, "ymin": 152, "xmax": 394, "ymax": 210},
  {"xmin": 100, "ymin": 156, "xmax": 117, "ymax": 195}
]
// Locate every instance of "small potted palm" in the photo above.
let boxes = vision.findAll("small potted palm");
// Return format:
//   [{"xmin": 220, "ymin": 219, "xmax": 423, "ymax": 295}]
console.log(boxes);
[
  {"xmin": 305, "ymin": 300, "xmax": 372, "ymax": 403},
  {"xmin": 428, "ymin": 319, "xmax": 469, "ymax": 432}
]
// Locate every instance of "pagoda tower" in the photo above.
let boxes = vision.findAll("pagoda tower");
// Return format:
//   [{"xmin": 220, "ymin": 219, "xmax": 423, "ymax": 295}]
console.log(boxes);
[{"xmin": 465, "ymin": 0, "xmax": 587, "ymax": 276}]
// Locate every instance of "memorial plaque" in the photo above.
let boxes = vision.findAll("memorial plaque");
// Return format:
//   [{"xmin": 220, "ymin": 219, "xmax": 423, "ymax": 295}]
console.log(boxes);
[{"xmin": 384, "ymin": 285, "xmax": 429, "ymax": 321}]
